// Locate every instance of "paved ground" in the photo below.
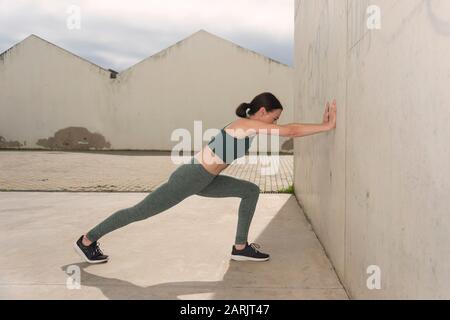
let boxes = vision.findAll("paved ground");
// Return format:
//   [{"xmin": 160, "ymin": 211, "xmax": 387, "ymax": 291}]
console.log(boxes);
[
  {"xmin": 0, "ymin": 150, "xmax": 293, "ymax": 193},
  {"xmin": 0, "ymin": 192, "xmax": 347, "ymax": 299}
]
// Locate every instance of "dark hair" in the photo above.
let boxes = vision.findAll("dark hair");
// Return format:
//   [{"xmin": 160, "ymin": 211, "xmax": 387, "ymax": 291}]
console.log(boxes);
[{"xmin": 235, "ymin": 92, "xmax": 283, "ymax": 118}]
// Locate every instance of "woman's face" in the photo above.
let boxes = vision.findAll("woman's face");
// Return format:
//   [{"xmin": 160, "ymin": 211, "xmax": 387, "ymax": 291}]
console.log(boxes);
[
  {"xmin": 251, "ymin": 107, "xmax": 282, "ymax": 124},
  {"xmin": 263, "ymin": 109, "xmax": 282, "ymax": 124}
]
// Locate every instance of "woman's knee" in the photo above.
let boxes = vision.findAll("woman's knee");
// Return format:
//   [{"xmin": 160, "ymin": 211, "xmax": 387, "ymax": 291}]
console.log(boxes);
[{"xmin": 242, "ymin": 182, "xmax": 260, "ymax": 198}]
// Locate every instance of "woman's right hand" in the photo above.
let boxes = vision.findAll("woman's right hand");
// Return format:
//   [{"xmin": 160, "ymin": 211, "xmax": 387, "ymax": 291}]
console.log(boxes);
[{"xmin": 323, "ymin": 100, "xmax": 337, "ymax": 131}]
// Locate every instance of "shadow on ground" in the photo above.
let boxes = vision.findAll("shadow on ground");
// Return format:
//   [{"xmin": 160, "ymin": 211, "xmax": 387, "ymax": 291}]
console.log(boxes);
[{"xmin": 61, "ymin": 198, "xmax": 345, "ymax": 299}]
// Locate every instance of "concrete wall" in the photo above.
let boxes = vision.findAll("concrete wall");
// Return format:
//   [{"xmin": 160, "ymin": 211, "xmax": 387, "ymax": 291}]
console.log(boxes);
[
  {"xmin": 0, "ymin": 30, "xmax": 294, "ymax": 152},
  {"xmin": 294, "ymin": 0, "xmax": 450, "ymax": 299}
]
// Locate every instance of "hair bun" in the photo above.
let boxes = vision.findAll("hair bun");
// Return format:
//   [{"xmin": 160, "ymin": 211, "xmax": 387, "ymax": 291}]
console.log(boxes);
[
  {"xmin": 236, "ymin": 92, "xmax": 283, "ymax": 119},
  {"xmin": 235, "ymin": 102, "xmax": 252, "ymax": 118}
]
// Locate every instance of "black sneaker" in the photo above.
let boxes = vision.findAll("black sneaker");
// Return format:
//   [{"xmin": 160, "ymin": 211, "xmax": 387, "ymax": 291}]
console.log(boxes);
[
  {"xmin": 231, "ymin": 242, "xmax": 270, "ymax": 261},
  {"xmin": 74, "ymin": 235, "xmax": 109, "ymax": 264}
]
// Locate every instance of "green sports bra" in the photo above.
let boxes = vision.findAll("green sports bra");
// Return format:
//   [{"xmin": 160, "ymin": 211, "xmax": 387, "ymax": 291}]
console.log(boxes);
[{"xmin": 207, "ymin": 121, "xmax": 255, "ymax": 164}]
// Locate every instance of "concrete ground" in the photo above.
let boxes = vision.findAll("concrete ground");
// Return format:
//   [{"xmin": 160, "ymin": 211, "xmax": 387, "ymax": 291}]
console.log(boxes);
[
  {"xmin": 0, "ymin": 150, "xmax": 293, "ymax": 193},
  {"xmin": 0, "ymin": 192, "xmax": 348, "ymax": 300}
]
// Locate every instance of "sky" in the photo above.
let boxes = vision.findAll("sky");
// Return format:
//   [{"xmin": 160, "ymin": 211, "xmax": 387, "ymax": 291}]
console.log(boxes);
[{"xmin": 0, "ymin": 0, "xmax": 294, "ymax": 71}]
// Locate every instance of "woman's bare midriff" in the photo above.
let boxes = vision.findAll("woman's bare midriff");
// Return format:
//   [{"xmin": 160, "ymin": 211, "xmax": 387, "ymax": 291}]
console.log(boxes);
[
  {"xmin": 194, "ymin": 120, "xmax": 256, "ymax": 176},
  {"xmin": 193, "ymin": 145, "xmax": 230, "ymax": 176}
]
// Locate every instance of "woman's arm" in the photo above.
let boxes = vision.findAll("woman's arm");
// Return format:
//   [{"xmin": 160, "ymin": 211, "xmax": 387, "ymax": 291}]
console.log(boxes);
[
  {"xmin": 286, "ymin": 123, "xmax": 330, "ymax": 137},
  {"xmin": 289, "ymin": 100, "xmax": 337, "ymax": 137},
  {"xmin": 241, "ymin": 100, "xmax": 337, "ymax": 138}
]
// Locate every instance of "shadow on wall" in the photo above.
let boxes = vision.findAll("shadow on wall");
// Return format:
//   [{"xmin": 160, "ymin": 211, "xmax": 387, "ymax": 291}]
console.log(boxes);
[
  {"xmin": 2, "ymin": 131, "xmax": 294, "ymax": 153},
  {"xmin": 281, "ymin": 138, "xmax": 293, "ymax": 153},
  {"xmin": 36, "ymin": 127, "xmax": 111, "ymax": 150},
  {"xmin": 0, "ymin": 136, "xmax": 23, "ymax": 148}
]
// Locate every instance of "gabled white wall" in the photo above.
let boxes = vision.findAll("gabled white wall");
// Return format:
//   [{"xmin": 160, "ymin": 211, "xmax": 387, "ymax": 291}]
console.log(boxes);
[{"xmin": 0, "ymin": 30, "xmax": 293, "ymax": 152}]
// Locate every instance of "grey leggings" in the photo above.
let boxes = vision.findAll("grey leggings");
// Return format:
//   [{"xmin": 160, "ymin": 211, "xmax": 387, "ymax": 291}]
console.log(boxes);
[{"xmin": 86, "ymin": 157, "xmax": 260, "ymax": 244}]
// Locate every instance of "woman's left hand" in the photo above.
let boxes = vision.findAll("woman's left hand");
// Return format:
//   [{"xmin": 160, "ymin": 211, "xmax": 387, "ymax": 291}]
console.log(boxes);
[{"xmin": 322, "ymin": 101, "xmax": 330, "ymax": 124}]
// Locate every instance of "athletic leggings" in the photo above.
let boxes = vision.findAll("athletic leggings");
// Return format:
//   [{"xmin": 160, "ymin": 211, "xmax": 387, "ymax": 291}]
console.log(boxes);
[{"xmin": 86, "ymin": 157, "xmax": 260, "ymax": 244}]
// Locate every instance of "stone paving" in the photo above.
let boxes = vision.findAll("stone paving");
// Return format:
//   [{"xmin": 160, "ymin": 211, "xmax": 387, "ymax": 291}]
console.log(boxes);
[
  {"xmin": 0, "ymin": 150, "xmax": 293, "ymax": 193},
  {"xmin": 0, "ymin": 151, "xmax": 348, "ymax": 300},
  {"xmin": 0, "ymin": 192, "xmax": 347, "ymax": 300}
]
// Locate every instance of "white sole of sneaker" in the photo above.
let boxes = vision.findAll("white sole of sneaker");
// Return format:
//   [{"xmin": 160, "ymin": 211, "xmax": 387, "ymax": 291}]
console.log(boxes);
[
  {"xmin": 73, "ymin": 242, "xmax": 109, "ymax": 264},
  {"xmin": 230, "ymin": 255, "xmax": 270, "ymax": 262}
]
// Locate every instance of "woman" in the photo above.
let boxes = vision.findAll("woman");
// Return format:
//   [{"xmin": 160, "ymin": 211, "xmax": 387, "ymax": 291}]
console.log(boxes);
[{"xmin": 74, "ymin": 92, "xmax": 337, "ymax": 263}]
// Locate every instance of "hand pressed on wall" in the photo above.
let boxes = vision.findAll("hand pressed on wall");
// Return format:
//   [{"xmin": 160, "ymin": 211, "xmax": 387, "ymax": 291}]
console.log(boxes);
[{"xmin": 323, "ymin": 99, "xmax": 337, "ymax": 131}]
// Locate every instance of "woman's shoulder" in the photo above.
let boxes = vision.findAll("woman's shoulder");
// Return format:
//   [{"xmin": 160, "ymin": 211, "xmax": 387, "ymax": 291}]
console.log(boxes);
[
  {"xmin": 224, "ymin": 118, "xmax": 254, "ymax": 129},
  {"xmin": 224, "ymin": 119, "xmax": 258, "ymax": 138}
]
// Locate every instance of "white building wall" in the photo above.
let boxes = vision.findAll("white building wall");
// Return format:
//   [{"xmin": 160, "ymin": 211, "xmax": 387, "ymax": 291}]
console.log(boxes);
[
  {"xmin": 294, "ymin": 0, "xmax": 450, "ymax": 299},
  {"xmin": 0, "ymin": 30, "xmax": 293, "ymax": 153},
  {"xmin": 0, "ymin": 35, "xmax": 113, "ymax": 149}
]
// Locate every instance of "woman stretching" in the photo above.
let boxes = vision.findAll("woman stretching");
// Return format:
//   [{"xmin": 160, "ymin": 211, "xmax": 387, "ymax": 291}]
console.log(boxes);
[{"xmin": 74, "ymin": 92, "xmax": 337, "ymax": 263}]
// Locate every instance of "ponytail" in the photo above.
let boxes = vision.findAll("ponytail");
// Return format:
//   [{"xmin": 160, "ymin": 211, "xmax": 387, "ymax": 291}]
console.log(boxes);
[{"xmin": 235, "ymin": 102, "xmax": 254, "ymax": 118}]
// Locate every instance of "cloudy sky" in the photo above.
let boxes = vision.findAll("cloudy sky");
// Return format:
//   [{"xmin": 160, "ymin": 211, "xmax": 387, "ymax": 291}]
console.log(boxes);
[{"xmin": 0, "ymin": 0, "xmax": 294, "ymax": 71}]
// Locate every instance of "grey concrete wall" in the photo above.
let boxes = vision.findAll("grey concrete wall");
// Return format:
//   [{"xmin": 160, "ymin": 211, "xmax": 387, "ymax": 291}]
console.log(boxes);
[
  {"xmin": 294, "ymin": 0, "xmax": 450, "ymax": 299},
  {"xmin": 0, "ymin": 30, "xmax": 294, "ymax": 152}
]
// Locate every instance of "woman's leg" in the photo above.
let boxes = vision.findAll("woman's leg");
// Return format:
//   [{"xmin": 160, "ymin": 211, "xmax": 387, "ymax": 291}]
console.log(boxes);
[
  {"xmin": 195, "ymin": 175, "xmax": 260, "ymax": 245},
  {"xmin": 85, "ymin": 161, "xmax": 217, "ymax": 242}
]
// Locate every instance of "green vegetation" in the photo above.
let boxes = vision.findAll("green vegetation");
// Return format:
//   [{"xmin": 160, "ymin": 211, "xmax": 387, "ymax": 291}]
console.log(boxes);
[{"xmin": 278, "ymin": 184, "xmax": 294, "ymax": 194}]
